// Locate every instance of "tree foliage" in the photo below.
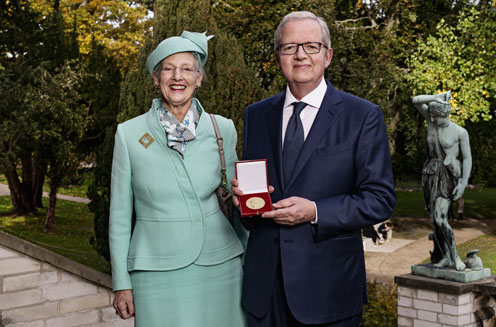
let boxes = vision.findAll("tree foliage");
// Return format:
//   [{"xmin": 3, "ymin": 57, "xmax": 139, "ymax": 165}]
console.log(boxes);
[
  {"xmin": 80, "ymin": 38, "xmax": 122, "ymax": 155},
  {"xmin": 403, "ymin": 5, "xmax": 496, "ymax": 185},
  {"xmin": 0, "ymin": 0, "xmax": 90, "ymax": 225},
  {"xmin": 406, "ymin": 7, "xmax": 496, "ymax": 125},
  {"xmin": 214, "ymin": 0, "xmax": 309, "ymax": 90},
  {"xmin": 25, "ymin": 63, "xmax": 88, "ymax": 232},
  {"xmin": 31, "ymin": 0, "xmax": 152, "ymax": 76}
]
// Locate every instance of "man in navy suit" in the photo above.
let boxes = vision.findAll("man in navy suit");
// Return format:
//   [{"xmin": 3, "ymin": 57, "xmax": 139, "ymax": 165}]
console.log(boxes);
[{"xmin": 232, "ymin": 11, "xmax": 396, "ymax": 327}]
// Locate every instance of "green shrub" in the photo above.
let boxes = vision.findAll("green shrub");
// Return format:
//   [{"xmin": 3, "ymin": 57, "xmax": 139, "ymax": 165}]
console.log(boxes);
[{"xmin": 361, "ymin": 281, "xmax": 398, "ymax": 327}]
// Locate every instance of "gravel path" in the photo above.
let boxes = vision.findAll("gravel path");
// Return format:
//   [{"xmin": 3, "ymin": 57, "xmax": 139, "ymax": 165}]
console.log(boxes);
[
  {"xmin": 0, "ymin": 183, "xmax": 89, "ymax": 203},
  {"xmin": 0, "ymin": 183, "xmax": 9, "ymax": 196},
  {"xmin": 365, "ymin": 218, "xmax": 494, "ymax": 283}
]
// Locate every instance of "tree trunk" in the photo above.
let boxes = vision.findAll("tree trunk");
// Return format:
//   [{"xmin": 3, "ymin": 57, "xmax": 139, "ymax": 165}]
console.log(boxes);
[
  {"xmin": 32, "ymin": 159, "xmax": 47, "ymax": 208},
  {"xmin": 44, "ymin": 169, "xmax": 59, "ymax": 233},
  {"xmin": 3, "ymin": 157, "xmax": 36, "ymax": 216},
  {"xmin": 388, "ymin": 110, "xmax": 402, "ymax": 156}
]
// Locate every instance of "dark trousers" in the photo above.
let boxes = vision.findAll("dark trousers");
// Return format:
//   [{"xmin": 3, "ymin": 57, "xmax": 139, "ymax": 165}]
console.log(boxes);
[{"xmin": 246, "ymin": 261, "xmax": 362, "ymax": 327}]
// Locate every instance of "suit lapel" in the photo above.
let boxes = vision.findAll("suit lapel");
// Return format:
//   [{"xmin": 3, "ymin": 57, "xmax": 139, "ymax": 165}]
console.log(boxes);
[
  {"xmin": 266, "ymin": 93, "xmax": 286, "ymax": 192},
  {"xmin": 284, "ymin": 81, "xmax": 343, "ymax": 192}
]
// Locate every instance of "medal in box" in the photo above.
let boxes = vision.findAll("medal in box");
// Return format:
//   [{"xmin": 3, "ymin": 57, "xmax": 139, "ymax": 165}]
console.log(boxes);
[{"xmin": 235, "ymin": 159, "xmax": 273, "ymax": 217}]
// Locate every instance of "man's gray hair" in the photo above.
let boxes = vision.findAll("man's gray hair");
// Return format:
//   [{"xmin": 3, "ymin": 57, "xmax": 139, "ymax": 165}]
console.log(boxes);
[{"xmin": 274, "ymin": 11, "xmax": 331, "ymax": 51}]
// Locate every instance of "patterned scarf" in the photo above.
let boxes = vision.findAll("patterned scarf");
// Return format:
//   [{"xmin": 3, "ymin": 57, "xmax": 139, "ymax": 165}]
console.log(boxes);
[{"xmin": 156, "ymin": 101, "xmax": 200, "ymax": 157}]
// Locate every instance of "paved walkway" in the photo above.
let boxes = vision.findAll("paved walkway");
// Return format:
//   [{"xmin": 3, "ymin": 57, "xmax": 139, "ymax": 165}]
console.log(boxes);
[
  {"xmin": 0, "ymin": 183, "xmax": 9, "ymax": 196},
  {"xmin": 365, "ymin": 219, "xmax": 491, "ymax": 283},
  {"xmin": 0, "ymin": 183, "xmax": 89, "ymax": 203}
]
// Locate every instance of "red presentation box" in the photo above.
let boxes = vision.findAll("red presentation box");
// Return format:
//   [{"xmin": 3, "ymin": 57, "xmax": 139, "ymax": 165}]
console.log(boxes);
[{"xmin": 235, "ymin": 159, "xmax": 273, "ymax": 217}]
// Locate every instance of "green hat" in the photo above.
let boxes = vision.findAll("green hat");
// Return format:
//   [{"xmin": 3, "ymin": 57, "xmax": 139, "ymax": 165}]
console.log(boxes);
[{"xmin": 146, "ymin": 31, "xmax": 213, "ymax": 76}]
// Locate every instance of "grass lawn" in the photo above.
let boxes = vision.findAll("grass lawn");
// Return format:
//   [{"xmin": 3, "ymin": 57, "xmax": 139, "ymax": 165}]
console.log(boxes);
[
  {"xmin": 392, "ymin": 187, "xmax": 496, "ymax": 238},
  {"xmin": 393, "ymin": 187, "xmax": 496, "ymax": 219},
  {"xmin": 0, "ymin": 195, "xmax": 110, "ymax": 274},
  {"xmin": 456, "ymin": 234, "xmax": 496, "ymax": 275},
  {"xmin": 420, "ymin": 234, "xmax": 496, "ymax": 274},
  {"xmin": 0, "ymin": 170, "xmax": 92, "ymax": 198},
  {"xmin": 394, "ymin": 187, "xmax": 496, "ymax": 273}
]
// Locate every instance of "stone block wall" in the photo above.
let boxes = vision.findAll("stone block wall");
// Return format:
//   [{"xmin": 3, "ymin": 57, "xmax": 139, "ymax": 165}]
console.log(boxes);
[
  {"xmin": 396, "ymin": 274, "xmax": 496, "ymax": 327},
  {"xmin": 397, "ymin": 285, "xmax": 477, "ymax": 327},
  {"xmin": 0, "ymin": 231, "xmax": 134, "ymax": 327}
]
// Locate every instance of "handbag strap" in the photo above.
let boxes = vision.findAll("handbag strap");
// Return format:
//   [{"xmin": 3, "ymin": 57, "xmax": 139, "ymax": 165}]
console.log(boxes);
[{"xmin": 209, "ymin": 114, "xmax": 229, "ymax": 196}]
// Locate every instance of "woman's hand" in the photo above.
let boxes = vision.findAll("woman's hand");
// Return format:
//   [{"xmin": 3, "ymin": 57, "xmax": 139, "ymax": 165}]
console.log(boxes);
[{"xmin": 113, "ymin": 289, "xmax": 135, "ymax": 319}]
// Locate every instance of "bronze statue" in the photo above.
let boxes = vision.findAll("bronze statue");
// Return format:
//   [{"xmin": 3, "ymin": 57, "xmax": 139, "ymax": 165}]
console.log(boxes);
[{"xmin": 413, "ymin": 91, "xmax": 472, "ymax": 271}]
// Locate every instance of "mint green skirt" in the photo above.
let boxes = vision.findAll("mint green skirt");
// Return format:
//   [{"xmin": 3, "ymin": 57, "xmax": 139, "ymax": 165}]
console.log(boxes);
[{"xmin": 130, "ymin": 256, "xmax": 246, "ymax": 327}]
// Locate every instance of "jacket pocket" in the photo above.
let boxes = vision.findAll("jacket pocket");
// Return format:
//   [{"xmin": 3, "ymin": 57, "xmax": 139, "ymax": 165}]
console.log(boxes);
[
  {"xmin": 128, "ymin": 218, "xmax": 192, "ymax": 259},
  {"xmin": 316, "ymin": 141, "xmax": 349, "ymax": 157}
]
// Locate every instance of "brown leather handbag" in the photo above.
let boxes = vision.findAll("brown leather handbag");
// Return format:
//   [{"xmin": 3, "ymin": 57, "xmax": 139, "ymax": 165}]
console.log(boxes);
[{"xmin": 209, "ymin": 114, "xmax": 234, "ymax": 225}]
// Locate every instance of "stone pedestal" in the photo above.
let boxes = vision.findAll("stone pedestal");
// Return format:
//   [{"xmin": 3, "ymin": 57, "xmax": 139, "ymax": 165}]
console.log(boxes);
[
  {"xmin": 395, "ymin": 274, "xmax": 496, "ymax": 327},
  {"xmin": 412, "ymin": 264, "xmax": 492, "ymax": 283}
]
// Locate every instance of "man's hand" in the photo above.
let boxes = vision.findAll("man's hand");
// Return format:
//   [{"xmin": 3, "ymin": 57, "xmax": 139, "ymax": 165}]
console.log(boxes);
[
  {"xmin": 262, "ymin": 197, "xmax": 316, "ymax": 226},
  {"xmin": 231, "ymin": 178, "xmax": 274, "ymax": 207},
  {"xmin": 230, "ymin": 178, "xmax": 243, "ymax": 207},
  {"xmin": 113, "ymin": 289, "xmax": 135, "ymax": 319}
]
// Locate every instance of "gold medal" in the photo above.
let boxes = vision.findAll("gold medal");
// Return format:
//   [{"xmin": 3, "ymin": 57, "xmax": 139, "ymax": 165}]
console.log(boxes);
[{"xmin": 246, "ymin": 197, "xmax": 265, "ymax": 210}]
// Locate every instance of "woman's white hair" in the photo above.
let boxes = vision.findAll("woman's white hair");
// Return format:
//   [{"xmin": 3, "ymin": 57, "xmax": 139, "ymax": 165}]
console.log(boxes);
[{"xmin": 274, "ymin": 11, "xmax": 331, "ymax": 51}]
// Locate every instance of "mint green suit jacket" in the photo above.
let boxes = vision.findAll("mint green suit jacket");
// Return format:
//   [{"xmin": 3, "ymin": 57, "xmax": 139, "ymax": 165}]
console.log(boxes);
[{"xmin": 109, "ymin": 98, "xmax": 245, "ymax": 291}]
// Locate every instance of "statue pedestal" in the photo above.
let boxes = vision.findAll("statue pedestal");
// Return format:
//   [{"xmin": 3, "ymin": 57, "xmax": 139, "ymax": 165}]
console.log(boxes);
[
  {"xmin": 395, "ymin": 274, "xmax": 496, "ymax": 327},
  {"xmin": 412, "ymin": 263, "xmax": 491, "ymax": 283}
]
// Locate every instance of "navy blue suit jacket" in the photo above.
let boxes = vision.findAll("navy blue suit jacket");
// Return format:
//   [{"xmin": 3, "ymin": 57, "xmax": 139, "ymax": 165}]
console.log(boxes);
[{"xmin": 241, "ymin": 80, "xmax": 396, "ymax": 324}]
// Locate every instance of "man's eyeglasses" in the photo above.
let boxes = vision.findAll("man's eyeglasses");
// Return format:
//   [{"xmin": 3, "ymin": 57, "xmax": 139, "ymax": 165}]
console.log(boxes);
[{"xmin": 277, "ymin": 42, "xmax": 327, "ymax": 55}]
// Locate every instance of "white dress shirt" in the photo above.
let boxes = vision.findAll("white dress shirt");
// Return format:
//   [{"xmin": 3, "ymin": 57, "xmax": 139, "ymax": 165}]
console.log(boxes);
[
  {"xmin": 281, "ymin": 77, "xmax": 327, "ymax": 224},
  {"xmin": 282, "ymin": 77, "xmax": 327, "ymax": 146}
]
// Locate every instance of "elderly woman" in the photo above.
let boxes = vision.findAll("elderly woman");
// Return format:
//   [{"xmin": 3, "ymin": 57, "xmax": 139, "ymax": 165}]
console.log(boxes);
[{"xmin": 109, "ymin": 31, "xmax": 247, "ymax": 326}]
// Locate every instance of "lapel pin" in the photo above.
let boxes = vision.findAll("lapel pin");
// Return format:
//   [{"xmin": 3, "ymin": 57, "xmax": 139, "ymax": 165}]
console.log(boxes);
[{"xmin": 139, "ymin": 132, "xmax": 154, "ymax": 149}]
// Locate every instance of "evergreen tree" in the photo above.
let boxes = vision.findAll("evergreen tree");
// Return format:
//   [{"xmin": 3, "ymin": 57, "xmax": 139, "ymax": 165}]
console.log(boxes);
[
  {"xmin": 24, "ymin": 63, "xmax": 88, "ymax": 232},
  {"xmin": 80, "ymin": 38, "xmax": 122, "ymax": 155},
  {"xmin": 0, "ymin": 0, "xmax": 90, "ymax": 224},
  {"xmin": 0, "ymin": 0, "xmax": 43, "ymax": 215},
  {"xmin": 0, "ymin": 0, "xmax": 72, "ymax": 215},
  {"xmin": 89, "ymin": 0, "xmax": 264, "ymax": 260}
]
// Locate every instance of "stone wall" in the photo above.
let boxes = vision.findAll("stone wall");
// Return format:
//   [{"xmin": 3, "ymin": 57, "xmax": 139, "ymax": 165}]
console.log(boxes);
[
  {"xmin": 396, "ymin": 274, "xmax": 496, "ymax": 327},
  {"xmin": 0, "ymin": 231, "xmax": 134, "ymax": 327}
]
